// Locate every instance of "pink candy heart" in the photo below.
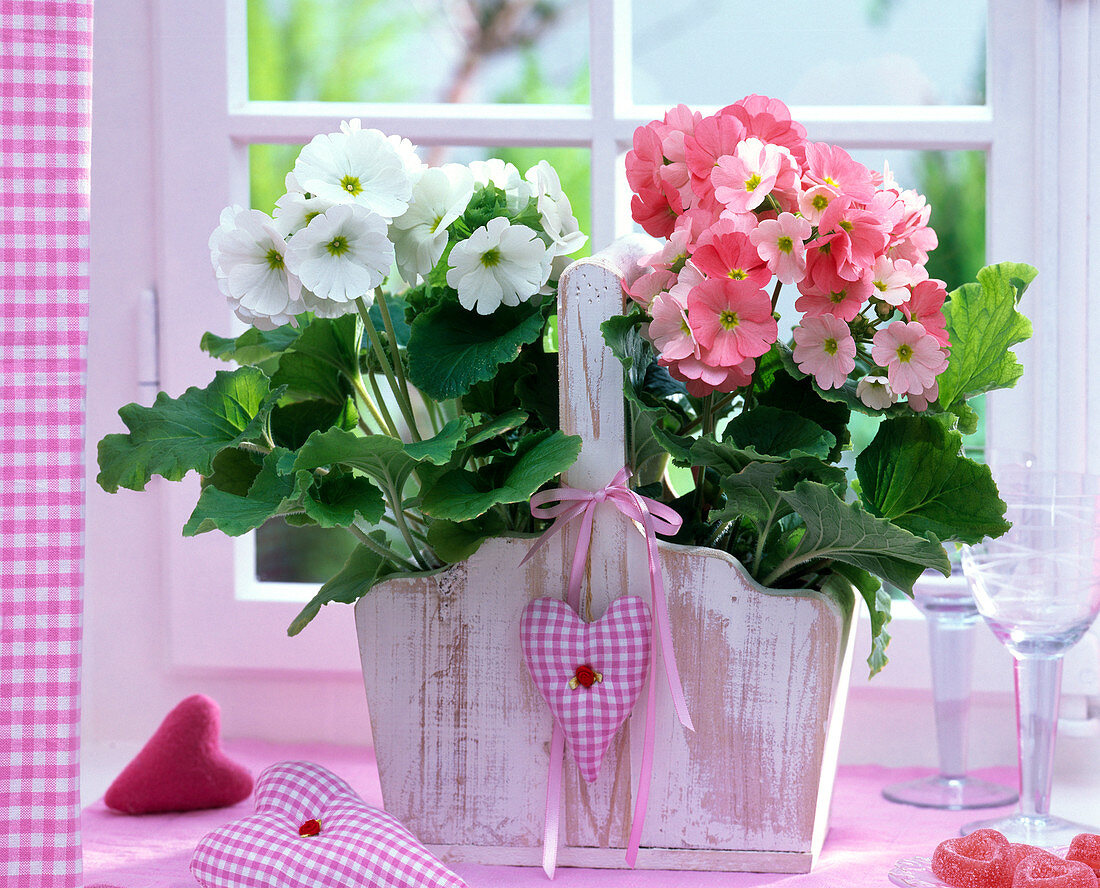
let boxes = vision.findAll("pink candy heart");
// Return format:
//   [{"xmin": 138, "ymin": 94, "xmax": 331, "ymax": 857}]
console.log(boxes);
[{"xmin": 520, "ymin": 595, "xmax": 652, "ymax": 783}]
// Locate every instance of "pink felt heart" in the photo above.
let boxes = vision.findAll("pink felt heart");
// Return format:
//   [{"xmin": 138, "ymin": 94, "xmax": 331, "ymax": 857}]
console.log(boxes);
[
  {"xmin": 104, "ymin": 694, "xmax": 252, "ymax": 814},
  {"xmin": 520, "ymin": 595, "xmax": 652, "ymax": 783},
  {"xmin": 190, "ymin": 761, "xmax": 466, "ymax": 888}
]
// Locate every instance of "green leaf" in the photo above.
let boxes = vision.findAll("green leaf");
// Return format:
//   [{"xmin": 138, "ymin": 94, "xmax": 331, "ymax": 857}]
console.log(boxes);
[
  {"xmin": 403, "ymin": 417, "xmax": 475, "ymax": 465},
  {"xmin": 425, "ymin": 513, "xmax": 507, "ymax": 563},
  {"xmin": 201, "ymin": 326, "xmax": 300, "ymax": 368},
  {"xmin": 407, "ymin": 300, "xmax": 547, "ymax": 401},
  {"xmin": 724, "ymin": 405, "xmax": 836, "ymax": 460},
  {"xmin": 201, "ymin": 447, "xmax": 262, "ymax": 496},
  {"xmin": 855, "ymin": 415, "xmax": 1009, "ymax": 544},
  {"xmin": 183, "ymin": 448, "xmax": 306, "ymax": 537},
  {"xmin": 294, "ymin": 428, "xmax": 419, "ymax": 494},
  {"xmin": 768, "ymin": 480, "xmax": 951, "ymax": 594},
  {"xmin": 935, "ymin": 262, "xmax": 1036, "ymax": 410},
  {"xmin": 421, "ymin": 431, "xmax": 582, "ymax": 521},
  {"xmin": 287, "ymin": 537, "xmax": 404, "ymax": 636},
  {"xmin": 269, "ymin": 397, "xmax": 359, "ymax": 451},
  {"xmin": 757, "ymin": 370, "xmax": 851, "ymax": 461},
  {"xmin": 97, "ymin": 367, "xmax": 283, "ymax": 493},
  {"xmin": 271, "ymin": 314, "xmax": 362, "ymax": 404},
  {"xmin": 302, "ymin": 473, "xmax": 386, "ymax": 528},
  {"xmin": 829, "ymin": 562, "xmax": 894, "ymax": 677},
  {"xmin": 465, "ymin": 409, "xmax": 528, "ymax": 447}
]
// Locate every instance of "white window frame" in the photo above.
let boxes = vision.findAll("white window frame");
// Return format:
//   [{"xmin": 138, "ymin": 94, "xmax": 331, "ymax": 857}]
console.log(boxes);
[{"xmin": 152, "ymin": 0, "xmax": 1094, "ymax": 686}]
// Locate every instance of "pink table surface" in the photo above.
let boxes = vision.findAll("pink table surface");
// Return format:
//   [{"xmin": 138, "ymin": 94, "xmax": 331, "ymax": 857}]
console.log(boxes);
[{"xmin": 82, "ymin": 739, "xmax": 1017, "ymax": 888}]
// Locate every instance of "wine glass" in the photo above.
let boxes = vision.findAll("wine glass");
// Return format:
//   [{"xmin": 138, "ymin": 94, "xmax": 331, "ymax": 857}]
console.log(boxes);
[
  {"xmin": 960, "ymin": 465, "xmax": 1100, "ymax": 845},
  {"xmin": 881, "ymin": 580, "xmax": 1018, "ymax": 809}
]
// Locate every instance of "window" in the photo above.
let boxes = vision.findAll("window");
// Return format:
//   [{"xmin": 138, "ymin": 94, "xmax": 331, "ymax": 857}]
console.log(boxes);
[{"xmin": 149, "ymin": 0, "xmax": 1093, "ymax": 697}]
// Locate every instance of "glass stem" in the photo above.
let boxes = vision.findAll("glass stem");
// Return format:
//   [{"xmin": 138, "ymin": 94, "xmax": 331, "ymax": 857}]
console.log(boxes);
[
  {"xmin": 927, "ymin": 614, "xmax": 976, "ymax": 779},
  {"xmin": 1013, "ymin": 654, "xmax": 1063, "ymax": 818}
]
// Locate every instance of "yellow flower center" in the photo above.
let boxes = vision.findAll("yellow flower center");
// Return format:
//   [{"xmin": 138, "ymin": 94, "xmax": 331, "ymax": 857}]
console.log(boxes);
[
  {"xmin": 340, "ymin": 174, "xmax": 363, "ymax": 196},
  {"xmin": 812, "ymin": 194, "xmax": 829, "ymax": 212},
  {"xmin": 744, "ymin": 172, "xmax": 762, "ymax": 191},
  {"xmin": 829, "ymin": 290, "xmax": 846, "ymax": 304},
  {"xmin": 824, "ymin": 175, "xmax": 839, "ymax": 187},
  {"xmin": 727, "ymin": 268, "xmax": 747, "ymax": 280},
  {"xmin": 265, "ymin": 248, "xmax": 284, "ymax": 270},
  {"xmin": 481, "ymin": 247, "xmax": 502, "ymax": 268},
  {"xmin": 874, "ymin": 280, "xmax": 888, "ymax": 292},
  {"xmin": 777, "ymin": 236, "xmax": 794, "ymax": 254},
  {"xmin": 823, "ymin": 337, "xmax": 839, "ymax": 356},
  {"xmin": 325, "ymin": 235, "xmax": 350, "ymax": 257},
  {"xmin": 839, "ymin": 219, "xmax": 854, "ymax": 232},
  {"xmin": 896, "ymin": 343, "xmax": 914, "ymax": 363},
  {"xmin": 720, "ymin": 309, "xmax": 740, "ymax": 331}
]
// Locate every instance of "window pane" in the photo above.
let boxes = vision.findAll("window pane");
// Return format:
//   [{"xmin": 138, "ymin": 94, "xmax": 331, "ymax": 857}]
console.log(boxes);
[
  {"xmin": 248, "ymin": 140, "xmax": 592, "ymax": 585},
  {"xmin": 633, "ymin": 0, "xmax": 986, "ymax": 107},
  {"xmin": 247, "ymin": 0, "xmax": 589, "ymax": 105}
]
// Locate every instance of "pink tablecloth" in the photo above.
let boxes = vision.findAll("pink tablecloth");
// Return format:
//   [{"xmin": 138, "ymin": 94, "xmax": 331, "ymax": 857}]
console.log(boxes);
[{"xmin": 82, "ymin": 740, "xmax": 1016, "ymax": 888}]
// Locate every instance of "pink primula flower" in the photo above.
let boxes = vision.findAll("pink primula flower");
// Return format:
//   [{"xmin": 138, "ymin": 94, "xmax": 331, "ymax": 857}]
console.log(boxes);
[
  {"xmin": 648, "ymin": 291, "xmax": 697, "ymax": 361},
  {"xmin": 901, "ymin": 278, "xmax": 950, "ymax": 346},
  {"xmin": 623, "ymin": 268, "xmax": 677, "ymax": 310},
  {"xmin": 690, "ymin": 231, "xmax": 770, "ymax": 287},
  {"xmin": 721, "ymin": 94, "xmax": 808, "ymax": 165},
  {"xmin": 663, "ymin": 353, "xmax": 754, "ymax": 396},
  {"xmin": 803, "ymin": 142, "xmax": 875, "ymax": 204},
  {"xmin": 871, "ymin": 320, "xmax": 949, "ymax": 396},
  {"xmin": 684, "ymin": 113, "xmax": 747, "ymax": 202},
  {"xmin": 631, "ymin": 181, "xmax": 680, "ymax": 238},
  {"xmin": 712, "ymin": 138, "xmax": 799, "ymax": 215},
  {"xmin": 906, "ymin": 379, "xmax": 939, "ymax": 412},
  {"xmin": 869, "ymin": 256, "xmax": 928, "ymax": 307},
  {"xmin": 642, "ymin": 228, "xmax": 693, "ymax": 272},
  {"xmin": 686, "ymin": 277, "xmax": 777, "ymax": 366},
  {"xmin": 625, "ymin": 124, "xmax": 665, "ymax": 194},
  {"xmin": 795, "ymin": 251, "xmax": 872, "ymax": 322},
  {"xmin": 798, "ymin": 184, "xmax": 838, "ymax": 226},
  {"xmin": 816, "ymin": 197, "xmax": 890, "ymax": 281},
  {"xmin": 793, "ymin": 315, "xmax": 857, "ymax": 390},
  {"xmin": 749, "ymin": 212, "xmax": 812, "ymax": 284}
]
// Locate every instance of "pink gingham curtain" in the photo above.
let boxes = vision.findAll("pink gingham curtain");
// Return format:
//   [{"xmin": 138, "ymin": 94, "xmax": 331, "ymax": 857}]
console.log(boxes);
[{"xmin": 0, "ymin": 1, "xmax": 92, "ymax": 885}]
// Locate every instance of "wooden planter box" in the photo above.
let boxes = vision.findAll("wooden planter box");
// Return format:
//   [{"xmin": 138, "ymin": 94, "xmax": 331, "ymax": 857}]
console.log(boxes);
[{"xmin": 355, "ymin": 238, "xmax": 857, "ymax": 873}]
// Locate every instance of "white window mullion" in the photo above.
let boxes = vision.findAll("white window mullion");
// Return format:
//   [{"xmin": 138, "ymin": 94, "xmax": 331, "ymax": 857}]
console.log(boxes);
[
  {"xmin": 588, "ymin": 0, "xmax": 623, "ymax": 250},
  {"xmin": 1090, "ymin": 0, "xmax": 1100, "ymax": 476}
]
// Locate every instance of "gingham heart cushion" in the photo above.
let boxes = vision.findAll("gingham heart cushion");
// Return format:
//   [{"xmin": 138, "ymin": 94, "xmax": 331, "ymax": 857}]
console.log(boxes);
[
  {"xmin": 520, "ymin": 595, "xmax": 652, "ymax": 783},
  {"xmin": 190, "ymin": 761, "xmax": 466, "ymax": 888}
]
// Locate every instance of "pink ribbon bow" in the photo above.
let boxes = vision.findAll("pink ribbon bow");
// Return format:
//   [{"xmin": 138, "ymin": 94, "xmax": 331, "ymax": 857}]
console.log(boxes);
[{"xmin": 521, "ymin": 467, "xmax": 694, "ymax": 876}]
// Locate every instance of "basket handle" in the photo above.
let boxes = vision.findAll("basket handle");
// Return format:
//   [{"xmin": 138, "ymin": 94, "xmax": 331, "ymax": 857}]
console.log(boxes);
[{"xmin": 556, "ymin": 234, "xmax": 658, "ymax": 619}]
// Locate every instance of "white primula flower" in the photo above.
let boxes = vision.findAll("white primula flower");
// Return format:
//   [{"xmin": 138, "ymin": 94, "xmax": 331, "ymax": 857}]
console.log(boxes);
[
  {"xmin": 284, "ymin": 204, "xmax": 394, "ymax": 312},
  {"xmin": 446, "ymin": 216, "xmax": 553, "ymax": 315},
  {"xmin": 209, "ymin": 205, "xmax": 302, "ymax": 327},
  {"xmin": 468, "ymin": 158, "xmax": 534, "ymax": 214},
  {"xmin": 341, "ymin": 118, "xmax": 428, "ymax": 185},
  {"xmin": 525, "ymin": 160, "xmax": 587, "ymax": 257},
  {"xmin": 293, "ymin": 124, "xmax": 413, "ymax": 221},
  {"xmin": 390, "ymin": 164, "xmax": 475, "ymax": 282},
  {"xmin": 856, "ymin": 374, "xmax": 897, "ymax": 410},
  {"xmin": 272, "ymin": 190, "xmax": 331, "ymax": 238}
]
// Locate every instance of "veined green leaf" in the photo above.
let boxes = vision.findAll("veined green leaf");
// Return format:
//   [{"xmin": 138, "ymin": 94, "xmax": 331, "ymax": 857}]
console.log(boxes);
[
  {"xmin": 287, "ymin": 536, "xmax": 406, "ymax": 636},
  {"xmin": 855, "ymin": 415, "xmax": 1009, "ymax": 544},
  {"xmin": 201, "ymin": 325, "xmax": 300, "ymax": 368},
  {"xmin": 271, "ymin": 313, "xmax": 362, "ymax": 404},
  {"xmin": 724, "ymin": 405, "xmax": 836, "ymax": 460},
  {"xmin": 768, "ymin": 480, "xmax": 951, "ymax": 595},
  {"xmin": 936, "ymin": 261, "xmax": 1036, "ymax": 410},
  {"xmin": 183, "ymin": 448, "xmax": 307, "ymax": 537},
  {"xmin": 97, "ymin": 367, "xmax": 283, "ymax": 493},
  {"xmin": 302, "ymin": 473, "xmax": 386, "ymax": 528},
  {"xmin": 420, "ymin": 431, "xmax": 582, "ymax": 521},
  {"xmin": 407, "ymin": 299, "xmax": 547, "ymax": 401},
  {"xmin": 294, "ymin": 428, "xmax": 419, "ymax": 493}
]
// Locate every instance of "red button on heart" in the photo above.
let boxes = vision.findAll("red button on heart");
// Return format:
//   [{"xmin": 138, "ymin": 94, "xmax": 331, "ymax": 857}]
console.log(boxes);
[{"xmin": 298, "ymin": 819, "xmax": 321, "ymax": 837}]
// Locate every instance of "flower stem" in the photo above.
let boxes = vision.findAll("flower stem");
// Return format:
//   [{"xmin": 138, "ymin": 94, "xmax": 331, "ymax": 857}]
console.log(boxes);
[
  {"xmin": 364, "ymin": 366, "xmax": 402, "ymax": 439},
  {"xmin": 374, "ymin": 287, "xmax": 421, "ymax": 436},
  {"xmin": 771, "ymin": 279, "xmax": 783, "ymax": 313},
  {"xmin": 356, "ymin": 297, "xmax": 422, "ymax": 442},
  {"xmin": 347, "ymin": 523, "xmax": 419, "ymax": 573},
  {"xmin": 692, "ymin": 393, "xmax": 716, "ymax": 522},
  {"xmin": 348, "ymin": 373, "xmax": 388, "ymax": 434}
]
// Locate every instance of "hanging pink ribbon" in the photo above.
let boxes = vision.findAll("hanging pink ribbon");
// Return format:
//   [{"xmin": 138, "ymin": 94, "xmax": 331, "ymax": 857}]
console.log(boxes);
[{"xmin": 520, "ymin": 467, "xmax": 694, "ymax": 876}]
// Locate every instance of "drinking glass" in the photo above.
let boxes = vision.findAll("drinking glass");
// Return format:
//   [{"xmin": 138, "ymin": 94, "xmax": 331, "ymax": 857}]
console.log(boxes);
[
  {"xmin": 881, "ymin": 582, "xmax": 1018, "ymax": 809},
  {"xmin": 960, "ymin": 466, "xmax": 1100, "ymax": 845}
]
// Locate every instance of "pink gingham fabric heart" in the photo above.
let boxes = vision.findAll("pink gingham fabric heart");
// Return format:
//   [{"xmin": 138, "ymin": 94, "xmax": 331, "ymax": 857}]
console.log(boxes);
[
  {"xmin": 190, "ymin": 761, "xmax": 465, "ymax": 888},
  {"xmin": 520, "ymin": 596, "xmax": 652, "ymax": 783}
]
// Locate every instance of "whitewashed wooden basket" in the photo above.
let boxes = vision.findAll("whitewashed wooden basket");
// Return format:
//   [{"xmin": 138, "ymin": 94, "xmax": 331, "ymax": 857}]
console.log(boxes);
[{"xmin": 354, "ymin": 237, "xmax": 858, "ymax": 873}]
